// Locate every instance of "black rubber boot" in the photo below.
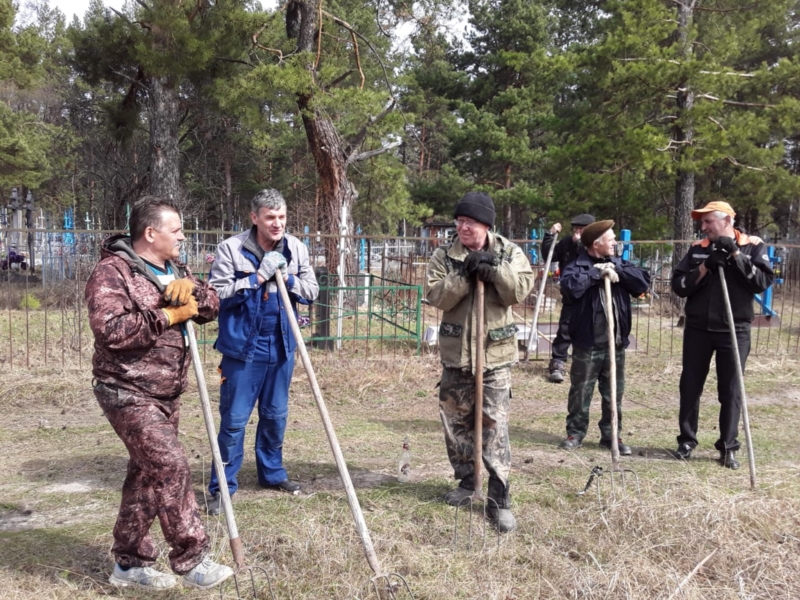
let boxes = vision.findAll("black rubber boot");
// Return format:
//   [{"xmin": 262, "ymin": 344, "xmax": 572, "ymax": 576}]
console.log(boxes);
[
  {"xmin": 487, "ymin": 477, "xmax": 516, "ymax": 532},
  {"xmin": 444, "ymin": 474, "xmax": 475, "ymax": 506}
]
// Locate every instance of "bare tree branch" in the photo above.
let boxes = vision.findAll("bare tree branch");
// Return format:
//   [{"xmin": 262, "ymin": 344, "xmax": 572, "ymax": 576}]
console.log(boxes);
[
  {"xmin": 348, "ymin": 29, "xmax": 365, "ymax": 90},
  {"xmin": 617, "ymin": 58, "xmax": 757, "ymax": 77},
  {"xmin": 111, "ymin": 68, "xmax": 150, "ymax": 92},
  {"xmin": 657, "ymin": 139, "xmax": 697, "ymax": 152},
  {"xmin": 214, "ymin": 56, "xmax": 255, "ymax": 68},
  {"xmin": 600, "ymin": 161, "xmax": 632, "ymax": 174},
  {"xmin": 323, "ymin": 69, "xmax": 354, "ymax": 90},
  {"xmin": 726, "ymin": 156, "xmax": 766, "ymax": 171},
  {"xmin": 321, "ymin": 10, "xmax": 393, "ymax": 96},
  {"xmin": 315, "ymin": 0, "xmax": 324, "ymax": 70},
  {"xmin": 348, "ymin": 140, "xmax": 401, "ymax": 165},
  {"xmin": 347, "ymin": 99, "xmax": 397, "ymax": 157},
  {"xmin": 695, "ymin": 93, "xmax": 776, "ymax": 108}
]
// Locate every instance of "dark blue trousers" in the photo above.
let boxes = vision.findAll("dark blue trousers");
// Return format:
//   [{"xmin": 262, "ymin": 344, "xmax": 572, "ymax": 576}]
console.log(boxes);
[{"xmin": 209, "ymin": 341, "xmax": 295, "ymax": 495}]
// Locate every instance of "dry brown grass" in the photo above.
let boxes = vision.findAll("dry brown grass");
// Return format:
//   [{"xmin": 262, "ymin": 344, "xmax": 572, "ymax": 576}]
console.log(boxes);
[{"xmin": 1, "ymin": 349, "xmax": 799, "ymax": 599}]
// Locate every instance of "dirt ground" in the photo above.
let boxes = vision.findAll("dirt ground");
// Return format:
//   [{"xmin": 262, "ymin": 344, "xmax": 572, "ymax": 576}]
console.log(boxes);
[{"xmin": 1, "ymin": 352, "xmax": 799, "ymax": 599}]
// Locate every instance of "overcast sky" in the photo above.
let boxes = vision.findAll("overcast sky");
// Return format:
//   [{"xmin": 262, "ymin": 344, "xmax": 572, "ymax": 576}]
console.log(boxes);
[
  {"xmin": 45, "ymin": 0, "xmax": 285, "ymax": 22},
  {"xmin": 48, "ymin": 0, "xmax": 125, "ymax": 22}
]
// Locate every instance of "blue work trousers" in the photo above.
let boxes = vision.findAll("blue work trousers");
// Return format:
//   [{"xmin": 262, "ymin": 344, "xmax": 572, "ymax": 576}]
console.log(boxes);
[{"xmin": 209, "ymin": 343, "xmax": 295, "ymax": 496}]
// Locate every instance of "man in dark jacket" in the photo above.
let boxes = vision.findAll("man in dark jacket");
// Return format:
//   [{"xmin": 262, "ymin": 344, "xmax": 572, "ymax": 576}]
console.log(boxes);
[
  {"xmin": 86, "ymin": 198, "xmax": 233, "ymax": 591},
  {"xmin": 541, "ymin": 214, "xmax": 595, "ymax": 382},
  {"xmin": 558, "ymin": 221, "xmax": 650, "ymax": 453},
  {"xmin": 206, "ymin": 189, "xmax": 318, "ymax": 515},
  {"xmin": 671, "ymin": 201, "xmax": 774, "ymax": 469}
]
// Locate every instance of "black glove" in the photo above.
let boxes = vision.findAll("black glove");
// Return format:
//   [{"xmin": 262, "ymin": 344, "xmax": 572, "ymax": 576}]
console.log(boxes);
[
  {"xmin": 704, "ymin": 250, "xmax": 729, "ymax": 270},
  {"xmin": 475, "ymin": 263, "xmax": 496, "ymax": 283},
  {"xmin": 714, "ymin": 236, "xmax": 737, "ymax": 254},
  {"xmin": 464, "ymin": 250, "xmax": 497, "ymax": 274}
]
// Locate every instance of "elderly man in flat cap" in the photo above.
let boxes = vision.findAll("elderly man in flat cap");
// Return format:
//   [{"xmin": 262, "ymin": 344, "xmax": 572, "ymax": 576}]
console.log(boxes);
[
  {"xmin": 541, "ymin": 214, "xmax": 595, "ymax": 383},
  {"xmin": 671, "ymin": 201, "xmax": 773, "ymax": 469},
  {"xmin": 557, "ymin": 220, "xmax": 650, "ymax": 454},
  {"xmin": 426, "ymin": 191, "xmax": 535, "ymax": 532}
]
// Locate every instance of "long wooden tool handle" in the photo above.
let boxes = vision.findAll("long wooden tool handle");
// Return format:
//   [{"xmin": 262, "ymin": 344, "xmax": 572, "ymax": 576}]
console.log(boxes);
[
  {"xmin": 274, "ymin": 275, "xmax": 383, "ymax": 576},
  {"xmin": 524, "ymin": 238, "xmax": 557, "ymax": 361},
  {"xmin": 718, "ymin": 267, "xmax": 757, "ymax": 489},
  {"xmin": 474, "ymin": 280, "xmax": 485, "ymax": 494},
  {"xmin": 186, "ymin": 321, "xmax": 245, "ymax": 569},
  {"xmin": 603, "ymin": 276, "xmax": 621, "ymax": 472}
]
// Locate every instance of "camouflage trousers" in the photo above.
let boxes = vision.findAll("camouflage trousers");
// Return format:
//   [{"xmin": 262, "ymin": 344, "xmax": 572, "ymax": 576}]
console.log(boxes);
[
  {"xmin": 438, "ymin": 366, "xmax": 512, "ymax": 486},
  {"xmin": 565, "ymin": 345, "xmax": 625, "ymax": 442},
  {"xmin": 94, "ymin": 383, "xmax": 209, "ymax": 574}
]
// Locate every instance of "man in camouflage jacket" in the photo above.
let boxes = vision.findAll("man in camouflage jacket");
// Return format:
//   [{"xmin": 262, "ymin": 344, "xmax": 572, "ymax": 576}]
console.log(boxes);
[
  {"xmin": 426, "ymin": 191, "xmax": 535, "ymax": 533},
  {"xmin": 86, "ymin": 198, "xmax": 232, "ymax": 591}
]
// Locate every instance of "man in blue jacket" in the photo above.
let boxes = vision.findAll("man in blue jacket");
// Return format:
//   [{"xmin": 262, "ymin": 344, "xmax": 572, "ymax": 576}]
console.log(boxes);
[
  {"xmin": 206, "ymin": 189, "xmax": 318, "ymax": 514},
  {"xmin": 671, "ymin": 201, "xmax": 773, "ymax": 469},
  {"xmin": 558, "ymin": 221, "xmax": 650, "ymax": 454}
]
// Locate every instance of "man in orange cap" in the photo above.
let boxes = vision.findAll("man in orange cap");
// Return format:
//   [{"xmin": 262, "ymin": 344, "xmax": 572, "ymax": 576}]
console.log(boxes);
[{"xmin": 671, "ymin": 201, "xmax": 773, "ymax": 469}]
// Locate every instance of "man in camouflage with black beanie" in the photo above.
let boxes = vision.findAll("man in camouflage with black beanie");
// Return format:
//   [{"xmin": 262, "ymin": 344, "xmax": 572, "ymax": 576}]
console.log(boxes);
[{"xmin": 426, "ymin": 191, "xmax": 535, "ymax": 532}]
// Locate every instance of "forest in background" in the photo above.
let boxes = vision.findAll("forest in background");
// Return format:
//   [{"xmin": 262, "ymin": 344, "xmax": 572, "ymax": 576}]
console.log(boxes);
[{"xmin": 2, "ymin": 0, "xmax": 800, "ymax": 267}]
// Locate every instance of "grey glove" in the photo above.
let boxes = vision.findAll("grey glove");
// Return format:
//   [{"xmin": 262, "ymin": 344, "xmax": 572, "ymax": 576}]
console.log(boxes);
[
  {"xmin": 595, "ymin": 262, "xmax": 619, "ymax": 283},
  {"xmin": 258, "ymin": 251, "xmax": 287, "ymax": 282}
]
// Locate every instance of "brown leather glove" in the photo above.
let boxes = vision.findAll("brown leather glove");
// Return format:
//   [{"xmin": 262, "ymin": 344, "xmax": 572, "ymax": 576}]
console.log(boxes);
[
  {"xmin": 162, "ymin": 295, "xmax": 198, "ymax": 326},
  {"xmin": 163, "ymin": 278, "xmax": 195, "ymax": 306}
]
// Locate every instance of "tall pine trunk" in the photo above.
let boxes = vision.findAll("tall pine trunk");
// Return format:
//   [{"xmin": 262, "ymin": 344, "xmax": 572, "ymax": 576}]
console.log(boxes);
[
  {"xmin": 294, "ymin": 0, "xmax": 357, "ymax": 277},
  {"xmin": 148, "ymin": 76, "xmax": 181, "ymax": 201},
  {"xmin": 672, "ymin": 1, "xmax": 696, "ymax": 315}
]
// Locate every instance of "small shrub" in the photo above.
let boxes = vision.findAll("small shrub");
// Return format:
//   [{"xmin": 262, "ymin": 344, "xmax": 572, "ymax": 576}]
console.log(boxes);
[{"xmin": 19, "ymin": 293, "xmax": 40, "ymax": 310}]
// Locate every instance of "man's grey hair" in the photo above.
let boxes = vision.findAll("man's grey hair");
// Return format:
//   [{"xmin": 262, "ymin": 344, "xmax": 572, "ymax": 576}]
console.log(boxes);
[
  {"xmin": 250, "ymin": 189, "xmax": 286, "ymax": 214},
  {"xmin": 712, "ymin": 210, "xmax": 730, "ymax": 221}
]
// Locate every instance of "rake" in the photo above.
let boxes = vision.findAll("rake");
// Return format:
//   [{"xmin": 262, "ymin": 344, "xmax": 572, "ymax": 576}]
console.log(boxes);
[
  {"xmin": 718, "ymin": 267, "xmax": 756, "ymax": 489},
  {"xmin": 579, "ymin": 273, "xmax": 641, "ymax": 501},
  {"xmin": 523, "ymin": 233, "xmax": 557, "ymax": 362},
  {"xmin": 186, "ymin": 321, "xmax": 275, "ymax": 600},
  {"xmin": 576, "ymin": 464, "xmax": 640, "ymax": 504},
  {"xmin": 275, "ymin": 276, "xmax": 414, "ymax": 599},
  {"xmin": 452, "ymin": 280, "xmax": 501, "ymax": 551}
]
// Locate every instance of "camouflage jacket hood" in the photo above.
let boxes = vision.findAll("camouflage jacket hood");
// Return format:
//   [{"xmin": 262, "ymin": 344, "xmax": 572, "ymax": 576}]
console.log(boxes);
[
  {"xmin": 86, "ymin": 235, "xmax": 219, "ymax": 399},
  {"xmin": 425, "ymin": 232, "xmax": 535, "ymax": 372}
]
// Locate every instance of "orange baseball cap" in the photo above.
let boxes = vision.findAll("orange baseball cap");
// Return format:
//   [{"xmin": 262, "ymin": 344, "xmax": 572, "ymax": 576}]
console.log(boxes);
[{"xmin": 691, "ymin": 201, "xmax": 735, "ymax": 220}]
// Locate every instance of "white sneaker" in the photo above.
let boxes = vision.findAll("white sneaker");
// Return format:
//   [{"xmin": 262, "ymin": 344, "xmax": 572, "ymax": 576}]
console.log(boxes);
[
  {"xmin": 183, "ymin": 556, "xmax": 234, "ymax": 589},
  {"xmin": 108, "ymin": 563, "xmax": 177, "ymax": 589}
]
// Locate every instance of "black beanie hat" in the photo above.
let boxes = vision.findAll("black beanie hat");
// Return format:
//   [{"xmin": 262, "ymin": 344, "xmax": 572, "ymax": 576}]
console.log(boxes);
[
  {"xmin": 571, "ymin": 213, "xmax": 595, "ymax": 227},
  {"xmin": 454, "ymin": 192, "xmax": 496, "ymax": 228}
]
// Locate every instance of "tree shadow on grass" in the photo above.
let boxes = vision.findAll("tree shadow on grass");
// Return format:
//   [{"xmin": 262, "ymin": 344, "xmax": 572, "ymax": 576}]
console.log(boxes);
[
  {"xmin": 0, "ymin": 528, "xmax": 112, "ymax": 596},
  {"xmin": 509, "ymin": 426, "xmax": 564, "ymax": 446},
  {"xmin": 20, "ymin": 454, "xmax": 129, "ymax": 490},
  {"xmin": 0, "ymin": 526, "xmax": 230, "ymax": 599}
]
